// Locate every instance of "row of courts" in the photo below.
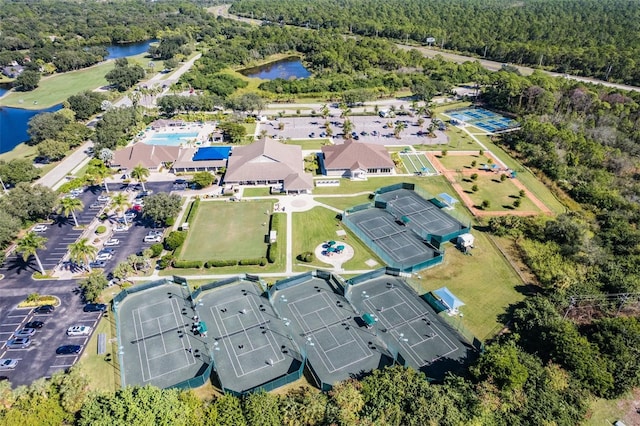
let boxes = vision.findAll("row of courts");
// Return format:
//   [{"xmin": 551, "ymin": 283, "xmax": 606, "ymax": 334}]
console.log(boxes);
[
  {"xmin": 114, "ymin": 270, "xmax": 476, "ymax": 394},
  {"xmin": 343, "ymin": 184, "xmax": 470, "ymax": 272},
  {"xmin": 400, "ymin": 152, "xmax": 436, "ymax": 175},
  {"xmin": 446, "ymin": 107, "xmax": 519, "ymax": 133}
]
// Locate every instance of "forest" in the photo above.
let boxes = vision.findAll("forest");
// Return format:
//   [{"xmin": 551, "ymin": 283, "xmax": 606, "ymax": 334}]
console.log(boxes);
[{"xmin": 230, "ymin": 0, "xmax": 640, "ymax": 85}]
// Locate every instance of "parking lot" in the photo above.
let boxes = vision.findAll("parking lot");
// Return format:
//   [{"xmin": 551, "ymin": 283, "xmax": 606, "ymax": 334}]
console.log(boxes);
[
  {"xmin": 0, "ymin": 283, "xmax": 103, "ymax": 386},
  {"xmin": 261, "ymin": 115, "xmax": 448, "ymax": 146}
]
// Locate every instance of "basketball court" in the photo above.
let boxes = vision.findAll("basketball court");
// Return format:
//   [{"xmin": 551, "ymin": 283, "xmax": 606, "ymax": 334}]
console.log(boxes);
[
  {"xmin": 347, "ymin": 276, "xmax": 472, "ymax": 379},
  {"xmin": 117, "ymin": 283, "xmax": 209, "ymax": 388},
  {"xmin": 197, "ymin": 281, "xmax": 303, "ymax": 394},
  {"xmin": 271, "ymin": 276, "xmax": 394, "ymax": 386}
]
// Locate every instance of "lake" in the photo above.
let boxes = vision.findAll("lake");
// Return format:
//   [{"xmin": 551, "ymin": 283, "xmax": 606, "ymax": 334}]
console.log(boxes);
[
  {"xmin": 0, "ymin": 40, "xmax": 155, "ymax": 155},
  {"xmin": 0, "ymin": 104, "xmax": 62, "ymax": 155},
  {"xmin": 241, "ymin": 57, "xmax": 311, "ymax": 80}
]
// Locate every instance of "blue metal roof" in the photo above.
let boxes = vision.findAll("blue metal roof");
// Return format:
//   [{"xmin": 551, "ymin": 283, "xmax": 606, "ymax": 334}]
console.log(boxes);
[
  {"xmin": 433, "ymin": 287, "xmax": 465, "ymax": 311},
  {"xmin": 192, "ymin": 146, "xmax": 231, "ymax": 161}
]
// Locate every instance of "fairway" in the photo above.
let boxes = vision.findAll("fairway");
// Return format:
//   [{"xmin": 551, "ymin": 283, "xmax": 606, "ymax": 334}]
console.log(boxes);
[{"xmin": 180, "ymin": 200, "xmax": 273, "ymax": 261}]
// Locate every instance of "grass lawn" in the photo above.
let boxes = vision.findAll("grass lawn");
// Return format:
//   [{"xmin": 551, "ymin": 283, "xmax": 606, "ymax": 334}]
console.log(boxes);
[
  {"xmin": 408, "ymin": 230, "xmax": 525, "ymax": 340},
  {"xmin": 180, "ymin": 200, "xmax": 273, "ymax": 261},
  {"xmin": 242, "ymin": 187, "xmax": 272, "ymax": 197},
  {"xmin": 386, "ymin": 145, "xmax": 413, "ymax": 153},
  {"xmin": 283, "ymin": 138, "xmax": 331, "ymax": 150},
  {"xmin": 315, "ymin": 194, "xmax": 372, "ymax": 211},
  {"xmin": 585, "ymin": 390, "xmax": 639, "ymax": 425},
  {"xmin": 292, "ymin": 206, "xmax": 383, "ymax": 271},
  {"xmin": 0, "ymin": 142, "xmax": 37, "ymax": 161},
  {"xmin": 437, "ymin": 153, "xmax": 490, "ymax": 170},
  {"xmin": 459, "ymin": 172, "xmax": 541, "ymax": 212}
]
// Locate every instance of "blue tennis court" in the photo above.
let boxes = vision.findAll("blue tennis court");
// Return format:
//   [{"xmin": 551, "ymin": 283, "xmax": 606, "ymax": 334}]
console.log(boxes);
[{"xmin": 447, "ymin": 107, "xmax": 519, "ymax": 133}]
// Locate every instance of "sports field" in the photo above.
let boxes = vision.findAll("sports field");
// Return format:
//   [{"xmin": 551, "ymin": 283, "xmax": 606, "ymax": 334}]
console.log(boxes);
[
  {"xmin": 180, "ymin": 200, "xmax": 273, "ymax": 261},
  {"xmin": 458, "ymin": 173, "xmax": 540, "ymax": 212}
]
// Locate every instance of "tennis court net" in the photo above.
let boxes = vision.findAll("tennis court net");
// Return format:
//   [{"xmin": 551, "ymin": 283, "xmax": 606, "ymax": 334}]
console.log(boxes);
[
  {"xmin": 131, "ymin": 324, "xmax": 187, "ymax": 344},
  {"xmin": 214, "ymin": 320, "xmax": 271, "ymax": 341},
  {"xmin": 385, "ymin": 314, "xmax": 428, "ymax": 332},
  {"xmin": 301, "ymin": 316, "xmax": 352, "ymax": 337}
]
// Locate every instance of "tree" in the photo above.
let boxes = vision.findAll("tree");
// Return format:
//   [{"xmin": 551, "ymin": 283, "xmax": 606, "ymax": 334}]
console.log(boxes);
[
  {"xmin": 15, "ymin": 70, "xmax": 41, "ymax": 91},
  {"xmin": 481, "ymin": 200, "xmax": 491, "ymax": 209},
  {"xmin": 112, "ymin": 261, "xmax": 134, "ymax": 281},
  {"xmin": 214, "ymin": 394, "xmax": 247, "ymax": 426},
  {"xmin": 143, "ymin": 193, "xmax": 182, "ymax": 225},
  {"xmin": 110, "ymin": 193, "xmax": 131, "ymax": 225},
  {"xmin": 1, "ymin": 183, "xmax": 57, "ymax": 224},
  {"xmin": 342, "ymin": 119, "xmax": 354, "ymax": 139},
  {"xmin": 68, "ymin": 238, "xmax": 98, "ymax": 271},
  {"xmin": 98, "ymin": 148, "xmax": 114, "ymax": 165},
  {"xmin": 86, "ymin": 159, "xmax": 113, "ymax": 193},
  {"xmin": 37, "ymin": 139, "xmax": 69, "ymax": 161},
  {"xmin": 105, "ymin": 62, "xmax": 145, "ymax": 91},
  {"xmin": 79, "ymin": 270, "xmax": 108, "ymax": 302},
  {"xmin": 471, "ymin": 184, "xmax": 479, "ymax": 192},
  {"xmin": 393, "ymin": 121, "xmax": 406, "ymax": 139},
  {"xmin": 243, "ymin": 391, "xmax": 282, "ymax": 426},
  {"xmin": 472, "ymin": 341, "xmax": 529, "ymax": 392},
  {"xmin": 131, "ymin": 164, "xmax": 150, "ymax": 191},
  {"xmin": 192, "ymin": 171, "xmax": 215, "ymax": 188},
  {"xmin": 0, "ymin": 159, "xmax": 40, "ymax": 185},
  {"xmin": 57, "ymin": 196, "xmax": 84, "ymax": 227},
  {"xmin": 17, "ymin": 232, "xmax": 47, "ymax": 274},
  {"xmin": 218, "ymin": 122, "xmax": 247, "ymax": 144},
  {"xmin": 28, "ymin": 111, "xmax": 70, "ymax": 144},
  {"xmin": 0, "ymin": 210, "xmax": 21, "ymax": 249},
  {"xmin": 67, "ymin": 91, "xmax": 106, "ymax": 121}
]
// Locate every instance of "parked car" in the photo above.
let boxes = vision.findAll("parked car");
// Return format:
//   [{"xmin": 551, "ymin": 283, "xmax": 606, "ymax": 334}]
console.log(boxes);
[
  {"xmin": 124, "ymin": 212, "xmax": 137, "ymax": 221},
  {"xmin": 99, "ymin": 248, "xmax": 115, "ymax": 255},
  {"xmin": 0, "ymin": 359, "xmax": 18, "ymax": 370},
  {"xmin": 83, "ymin": 303, "xmax": 107, "ymax": 313},
  {"xmin": 13, "ymin": 328, "xmax": 36, "ymax": 337},
  {"xmin": 24, "ymin": 321, "xmax": 44, "ymax": 329},
  {"xmin": 34, "ymin": 305, "xmax": 55, "ymax": 314},
  {"xmin": 113, "ymin": 224, "xmax": 129, "ymax": 232},
  {"xmin": 97, "ymin": 195, "xmax": 110, "ymax": 202},
  {"xmin": 66, "ymin": 325, "xmax": 92, "ymax": 336},
  {"xmin": 147, "ymin": 230, "xmax": 163, "ymax": 237},
  {"xmin": 143, "ymin": 235, "xmax": 162, "ymax": 243},
  {"xmin": 32, "ymin": 224, "xmax": 48, "ymax": 232},
  {"xmin": 89, "ymin": 260, "xmax": 107, "ymax": 269},
  {"xmin": 95, "ymin": 253, "xmax": 113, "ymax": 261},
  {"xmin": 56, "ymin": 345, "xmax": 82, "ymax": 355},
  {"xmin": 104, "ymin": 238, "xmax": 120, "ymax": 246},
  {"xmin": 89, "ymin": 203, "xmax": 105, "ymax": 210},
  {"xmin": 7, "ymin": 337, "xmax": 31, "ymax": 349},
  {"xmin": 131, "ymin": 204, "xmax": 142, "ymax": 212}
]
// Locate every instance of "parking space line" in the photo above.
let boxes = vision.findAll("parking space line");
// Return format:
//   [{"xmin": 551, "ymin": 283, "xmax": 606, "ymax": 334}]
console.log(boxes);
[
  {"xmin": 1, "ymin": 323, "xmax": 23, "ymax": 327},
  {"xmin": 50, "ymin": 364, "xmax": 74, "ymax": 368}
]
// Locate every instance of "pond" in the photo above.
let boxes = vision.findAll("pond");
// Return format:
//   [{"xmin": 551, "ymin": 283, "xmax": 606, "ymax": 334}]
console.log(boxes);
[
  {"xmin": 241, "ymin": 57, "xmax": 311, "ymax": 80},
  {"xmin": 0, "ymin": 104, "xmax": 62, "ymax": 155},
  {"xmin": 106, "ymin": 39, "xmax": 156, "ymax": 60}
]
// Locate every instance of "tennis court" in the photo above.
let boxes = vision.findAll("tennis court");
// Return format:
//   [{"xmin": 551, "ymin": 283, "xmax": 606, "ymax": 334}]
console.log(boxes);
[
  {"xmin": 400, "ymin": 152, "xmax": 436, "ymax": 175},
  {"xmin": 117, "ymin": 283, "xmax": 208, "ymax": 388},
  {"xmin": 447, "ymin": 107, "xmax": 519, "ymax": 133},
  {"xmin": 271, "ymin": 276, "xmax": 394, "ymax": 386},
  {"xmin": 347, "ymin": 276, "xmax": 472, "ymax": 379},
  {"xmin": 197, "ymin": 280, "xmax": 303, "ymax": 394},
  {"xmin": 376, "ymin": 188, "xmax": 464, "ymax": 238}
]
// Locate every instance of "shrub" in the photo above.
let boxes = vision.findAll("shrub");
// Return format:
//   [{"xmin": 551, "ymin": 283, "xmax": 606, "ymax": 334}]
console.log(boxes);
[
  {"xmin": 297, "ymin": 251, "xmax": 314, "ymax": 263},
  {"xmin": 206, "ymin": 259, "xmax": 238, "ymax": 267},
  {"xmin": 185, "ymin": 198, "xmax": 200, "ymax": 224},
  {"xmin": 481, "ymin": 200, "xmax": 491, "ymax": 209},
  {"xmin": 239, "ymin": 258, "xmax": 267, "ymax": 266},
  {"xmin": 470, "ymin": 173, "xmax": 478, "ymax": 181},
  {"xmin": 150, "ymin": 243, "xmax": 163, "ymax": 257},
  {"xmin": 158, "ymin": 254, "xmax": 174, "ymax": 269},
  {"xmin": 500, "ymin": 174, "xmax": 507, "ymax": 182},
  {"xmin": 479, "ymin": 149, "xmax": 484, "ymax": 156},
  {"xmin": 519, "ymin": 189, "xmax": 526, "ymax": 198},
  {"xmin": 471, "ymin": 184, "xmax": 479, "ymax": 192},
  {"xmin": 95, "ymin": 225, "xmax": 107, "ymax": 234},
  {"xmin": 164, "ymin": 231, "xmax": 187, "ymax": 251},
  {"xmin": 513, "ymin": 199, "xmax": 522, "ymax": 208},
  {"xmin": 267, "ymin": 242, "xmax": 277, "ymax": 263},
  {"xmin": 165, "ymin": 217, "xmax": 175, "ymax": 226},
  {"xmin": 173, "ymin": 260, "xmax": 203, "ymax": 269},
  {"xmin": 471, "ymin": 160, "xmax": 477, "ymax": 167},
  {"xmin": 441, "ymin": 149, "xmax": 448, "ymax": 157},
  {"xmin": 26, "ymin": 292, "xmax": 40, "ymax": 303}
]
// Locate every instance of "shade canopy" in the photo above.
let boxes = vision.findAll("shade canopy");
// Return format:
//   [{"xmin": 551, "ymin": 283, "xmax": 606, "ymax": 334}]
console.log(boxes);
[
  {"xmin": 433, "ymin": 287, "xmax": 465, "ymax": 311},
  {"xmin": 362, "ymin": 313, "xmax": 377, "ymax": 326}
]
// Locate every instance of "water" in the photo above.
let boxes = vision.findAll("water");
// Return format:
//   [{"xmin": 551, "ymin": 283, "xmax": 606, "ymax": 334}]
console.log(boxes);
[
  {"xmin": 241, "ymin": 57, "xmax": 311, "ymax": 80},
  {"xmin": 106, "ymin": 39, "xmax": 156, "ymax": 60},
  {"xmin": 0, "ymin": 84, "xmax": 9, "ymax": 97},
  {"xmin": 0, "ymin": 104, "xmax": 62, "ymax": 154},
  {"xmin": 144, "ymin": 132, "xmax": 199, "ymax": 146}
]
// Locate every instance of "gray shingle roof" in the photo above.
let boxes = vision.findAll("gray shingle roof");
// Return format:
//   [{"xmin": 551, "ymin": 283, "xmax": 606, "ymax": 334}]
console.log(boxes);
[{"xmin": 321, "ymin": 140, "xmax": 394, "ymax": 170}]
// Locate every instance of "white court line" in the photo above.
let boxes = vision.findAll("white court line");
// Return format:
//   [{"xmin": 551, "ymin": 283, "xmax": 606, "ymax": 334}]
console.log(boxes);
[
  {"xmin": 170, "ymin": 297, "xmax": 191, "ymax": 365},
  {"xmin": 211, "ymin": 300, "xmax": 244, "ymax": 377},
  {"xmin": 132, "ymin": 308, "xmax": 150, "ymax": 382}
]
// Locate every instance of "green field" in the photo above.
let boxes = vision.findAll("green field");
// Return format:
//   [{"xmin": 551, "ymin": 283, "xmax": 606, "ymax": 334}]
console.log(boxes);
[
  {"xmin": 180, "ymin": 200, "xmax": 273, "ymax": 261},
  {"xmin": 459, "ymin": 172, "xmax": 541, "ymax": 212},
  {"xmin": 408, "ymin": 230, "xmax": 525, "ymax": 340},
  {"xmin": 283, "ymin": 138, "xmax": 331, "ymax": 150},
  {"xmin": 242, "ymin": 187, "xmax": 272, "ymax": 197},
  {"xmin": 292, "ymin": 206, "xmax": 382, "ymax": 271},
  {"xmin": 315, "ymin": 194, "xmax": 372, "ymax": 211},
  {"xmin": 437, "ymin": 153, "xmax": 490, "ymax": 171}
]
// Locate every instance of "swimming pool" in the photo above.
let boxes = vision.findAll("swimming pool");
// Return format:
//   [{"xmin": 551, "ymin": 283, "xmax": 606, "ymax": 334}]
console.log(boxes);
[{"xmin": 144, "ymin": 132, "xmax": 199, "ymax": 146}]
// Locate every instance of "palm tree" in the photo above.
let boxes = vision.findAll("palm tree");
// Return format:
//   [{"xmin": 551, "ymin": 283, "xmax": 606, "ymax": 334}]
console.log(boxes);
[
  {"xmin": 110, "ymin": 193, "xmax": 131, "ymax": 225},
  {"xmin": 131, "ymin": 164, "xmax": 150, "ymax": 191},
  {"xmin": 68, "ymin": 238, "xmax": 98, "ymax": 272},
  {"xmin": 87, "ymin": 161, "xmax": 113, "ymax": 193},
  {"xmin": 17, "ymin": 232, "xmax": 47, "ymax": 275},
  {"xmin": 320, "ymin": 104, "xmax": 330, "ymax": 119},
  {"xmin": 342, "ymin": 119, "xmax": 354, "ymax": 139},
  {"xmin": 394, "ymin": 121, "xmax": 407, "ymax": 139},
  {"xmin": 57, "ymin": 197, "xmax": 84, "ymax": 227}
]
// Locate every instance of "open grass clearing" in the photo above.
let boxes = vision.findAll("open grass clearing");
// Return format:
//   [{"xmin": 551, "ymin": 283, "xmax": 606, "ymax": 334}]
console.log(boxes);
[
  {"xmin": 459, "ymin": 172, "xmax": 541, "ymax": 212},
  {"xmin": 180, "ymin": 200, "xmax": 273, "ymax": 261},
  {"xmin": 408, "ymin": 230, "xmax": 524, "ymax": 340},
  {"xmin": 315, "ymin": 194, "xmax": 372, "ymax": 211},
  {"xmin": 292, "ymin": 206, "xmax": 382, "ymax": 272},
  {"xmin": 242, "ymin": 186, "xmax": 272, "ymax": 197},
  {"xmin": 283, "ymin": 138, "xmax": 331, "ymax": 150},
  {"xmin": 585, "ymin": 389, "xmax": 639, "ymax": 426},
  {"xmin": 437, "ymin": 153, "xmax": 490, "ymax": 170}
]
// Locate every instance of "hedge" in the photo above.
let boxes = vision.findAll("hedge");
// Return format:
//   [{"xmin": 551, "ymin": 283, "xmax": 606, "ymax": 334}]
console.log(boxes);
[
  {"xmin": 205, "ymin": 259, "xmax": 238, "ymax": 268},
  {"xmin": 173, "ymin": 260, "xmax": 204, "ymax": 269},
  {"xmin": 150, "ymin": 243, "xmax": 163, "ymax": 258},
  {"xmin": 185, "ymin": 198, "xmax": 200, "ymax": 225},
  {"xmin": 267, "ymin": 242, "xmax": 277, "ymax": 263},
  {"xmin": 95, "ymin": 225, "xmax": 107, "ymax": 234},
  {"xmin": 239, "ymin": 258, "xmax": 268, "ymax": 266},
  {"xmin": 158, "ymin": 254, "xmax": 174, "ymax": 269},
  {"xmin": 164, "ymin": 231, "xmax": 187, "ymax": 251}
]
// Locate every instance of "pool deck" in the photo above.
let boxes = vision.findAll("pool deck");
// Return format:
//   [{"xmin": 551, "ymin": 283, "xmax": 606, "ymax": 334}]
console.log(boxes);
[{"xmin": 139, "ymin": 123, "xmax": 216, "ymax": 147}]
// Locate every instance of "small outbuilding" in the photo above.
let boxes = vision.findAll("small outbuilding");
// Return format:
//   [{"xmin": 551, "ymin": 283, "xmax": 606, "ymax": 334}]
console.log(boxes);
[
  {"xmin": 456, "ymin": 233, "xmax": 474, "ymax": 250},
  {"xmin": 433, "ymin": 287, "xmax": 465, "ymax": 315}
]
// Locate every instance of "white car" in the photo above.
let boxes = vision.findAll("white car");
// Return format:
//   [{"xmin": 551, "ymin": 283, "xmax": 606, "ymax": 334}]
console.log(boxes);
[
  {"xmin": 124, "ymin": 212, "xmax": 137, "ymax": 221},
  {"xmin": 32, "ymin": 224, "xmax": 48, "ymax": 232},
  {"xmin": 95, "ymin": 253, "xmax": 113, "ymax": 261},
  {"xmin": 113, "ymin": 224, "xmax": 129, "ymax": 232},
  {"xmin": 104, "ymin": 238, "xmax": 120, "ymax": 246},
  {"xmin": 66, "ymin": 325, "xmax": 92, "ymax": 336},
  {"xmin": 144, "ymin": 235, "xmax": 162, "ymax": 243},
  {"xmin": 97, "ymin": 195, "xmax": 111, "ymax": 202},
  {"xmin": 0, "ymin": 359, "xmax": 18, "ymax": 370}
]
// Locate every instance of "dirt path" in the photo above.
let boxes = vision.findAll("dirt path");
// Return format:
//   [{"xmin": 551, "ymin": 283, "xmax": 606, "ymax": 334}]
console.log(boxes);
[{"xmin": 426, "ymin": 151, "xmax": 552, "ymax": 217}]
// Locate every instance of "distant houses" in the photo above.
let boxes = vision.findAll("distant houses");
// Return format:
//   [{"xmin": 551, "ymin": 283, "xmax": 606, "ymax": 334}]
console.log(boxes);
[{"xmin": 2, "ymin": 64, "xmax": 25, "ymax": 79}]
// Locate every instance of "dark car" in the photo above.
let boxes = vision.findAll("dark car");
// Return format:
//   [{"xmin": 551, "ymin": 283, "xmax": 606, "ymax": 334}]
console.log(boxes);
[
  {"xmin": 34, "ymin": 305, "xmax": 55, "ymax": 314},
  {"xmin": 89, "ymin": 260, "xmax": 107, "ymax": 269},
  {"xmin": 83, "ymin": 303, "xmax": 107, "ymax": 313},
  {"xmin": 24, "ymin": 321, "xmax": 44, "ymax": 329},
  {"xmin": 56, "ymin": 345, "xmax": 82, "ymax": 355}
]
